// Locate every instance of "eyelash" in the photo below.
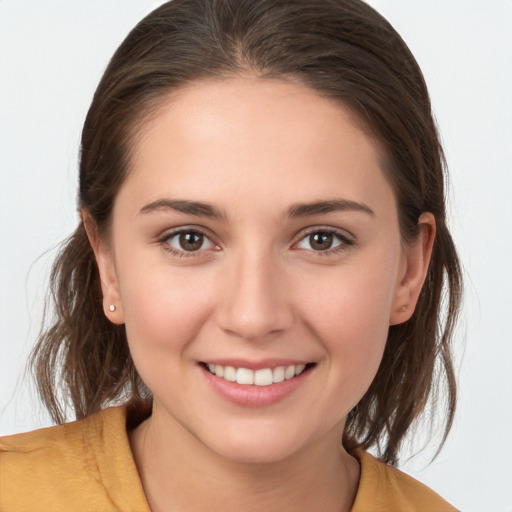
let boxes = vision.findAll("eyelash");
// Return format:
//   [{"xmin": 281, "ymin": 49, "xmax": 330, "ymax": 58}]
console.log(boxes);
[
  {"xmin": 294, "ymin": 227, "xmax": 354, "ymax": 256},
  {"xmin": 158, "ymin": 227, "xmax": 216, "ymax": 258},
  {"xmin": 157, "ymin": 226, "xmax": 354, "ymax": 258}
]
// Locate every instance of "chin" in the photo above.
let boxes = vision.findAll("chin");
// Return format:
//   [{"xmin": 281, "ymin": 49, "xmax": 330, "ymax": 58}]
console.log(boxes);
[{"xmin": 199, "ymin": 421, "xmax": 318, "ymax": 465}]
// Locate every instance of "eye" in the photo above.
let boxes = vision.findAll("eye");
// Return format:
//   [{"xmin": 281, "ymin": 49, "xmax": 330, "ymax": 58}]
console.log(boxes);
[
  {"xmin": 161, "ymin": 229, "xmax": 216, "ymax": 255},
  {"xmin": 295, "ymin": 229, "xmax": 352, "ymax": 253}
]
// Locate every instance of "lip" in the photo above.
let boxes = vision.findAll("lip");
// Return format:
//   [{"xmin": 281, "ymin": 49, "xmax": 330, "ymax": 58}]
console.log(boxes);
[
  {"xmin": 199, "ymin": 361, "xmax": 314, "ymax": 407},
  {"xmin": 202, "ymin": 358, "xmax": 310, "ymax": 371}
]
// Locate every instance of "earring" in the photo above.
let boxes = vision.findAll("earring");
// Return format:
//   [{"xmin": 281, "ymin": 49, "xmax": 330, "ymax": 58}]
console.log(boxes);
[
  {"xmin": 109, "ymin": 304, "xmax": 116, "ymax": 312},
  {"xmin": 401, "ymin": 305, "xmax": 408, "ymax": 312}
]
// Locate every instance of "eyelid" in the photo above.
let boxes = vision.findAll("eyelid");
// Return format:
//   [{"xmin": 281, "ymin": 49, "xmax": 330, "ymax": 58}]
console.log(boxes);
[
  {"xmin": 157, "ymin": 225, "xmax": 220, "ymax": 256},
  {"xmin": 155, "ymin": 224, "xmax": 354, "ymax": 257},
  {"xmin": 292, "ymin": 225, "xmax": 355, "ymax": 253}
]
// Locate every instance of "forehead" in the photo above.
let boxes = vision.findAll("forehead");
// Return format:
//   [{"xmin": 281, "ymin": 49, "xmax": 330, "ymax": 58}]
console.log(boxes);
[
  {"xmin": 134, "ymin": 77, "xmax": 375, "ymax": 161},
  {"xmin": 121, "ymin": 77, "xmax": 395, "ymax": 218}
]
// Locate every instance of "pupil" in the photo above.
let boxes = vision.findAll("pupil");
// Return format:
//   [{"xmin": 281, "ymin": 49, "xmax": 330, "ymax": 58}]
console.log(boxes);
[
  {"xmin": 180, "ymin": 232, "xmax": 203, "ymax": 251},
  {"xmin": 311, "ymin": 232, "xmax": 333, "ymax": 250}
]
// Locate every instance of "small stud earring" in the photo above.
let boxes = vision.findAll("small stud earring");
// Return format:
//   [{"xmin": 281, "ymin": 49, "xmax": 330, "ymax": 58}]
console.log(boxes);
[
  {"xmin": 401, "ymin": 305, "xmax": 408, "ymax": 312},
  {"xmin": 109, "ymin": 304, "xmax": 116, "ymax": 312}
]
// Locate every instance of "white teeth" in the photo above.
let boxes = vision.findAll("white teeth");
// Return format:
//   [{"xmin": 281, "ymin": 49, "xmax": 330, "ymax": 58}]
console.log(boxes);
[
  {"xmin": 224, "ymin": 366, "xmax": 236, "ymax": 382},
  {"xmin": 294, "ymin": 364, "xmax": 306, "ymax": 375},
  {"xmin": 284, "ymin": 365, "xmax": 295, "ymax": 380},
  {"xmin": 254, "ymin": 368, "xmax": 273, "ymax": 386},
  {"xmin": 272, "ymin": 366, "xmax": 285, "ymax": 383},
  {"xmin": 236, "ymin": 367, "xmax": 254, "ymax": 385},
  {"xmin": 206, "ymin": 363, "xmax": 308, "ymax": 385}
]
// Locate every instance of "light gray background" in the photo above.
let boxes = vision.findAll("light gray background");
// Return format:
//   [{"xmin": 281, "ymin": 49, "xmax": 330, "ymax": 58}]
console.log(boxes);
[{"xmin": 1, "ymin": 2, "xmax": 511, "ymax": 510}]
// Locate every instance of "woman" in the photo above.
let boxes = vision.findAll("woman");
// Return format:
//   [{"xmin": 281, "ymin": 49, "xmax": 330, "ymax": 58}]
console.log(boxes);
[{"xmin": 0, "ymin": 0, "xmax": 462, "ymax": 510}]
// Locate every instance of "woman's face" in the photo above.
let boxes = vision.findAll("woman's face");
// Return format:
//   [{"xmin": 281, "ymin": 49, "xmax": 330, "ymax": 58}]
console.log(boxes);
[{"xmin": 94, "ymin": 77, "xmax": 430, "ymax": 463}]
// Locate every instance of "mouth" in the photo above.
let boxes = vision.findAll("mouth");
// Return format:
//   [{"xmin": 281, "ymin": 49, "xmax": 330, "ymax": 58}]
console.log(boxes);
[{"xmin": 200, "ymin": 362, "xmax": 315, "ymax": 386}]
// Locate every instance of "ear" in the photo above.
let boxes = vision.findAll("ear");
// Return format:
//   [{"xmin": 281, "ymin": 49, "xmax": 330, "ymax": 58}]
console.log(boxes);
[
  {"xmin": 82, "ymin": 210, "xmax": 125, "ymax": 325},
  {"xmin": 389, "ymin": 212, "xmax": 436, "ymax": 326}
]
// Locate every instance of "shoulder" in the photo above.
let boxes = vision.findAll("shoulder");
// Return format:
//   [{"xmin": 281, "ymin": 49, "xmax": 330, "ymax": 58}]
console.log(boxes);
[
  {"xmin": 0, "ymin": 406, "xmax": 120, "ymax": 466},
  {"xmin": 0, "ymin": 406, "xmax": 149, "ymax": 512},
  {"xmin": 351, "ymin": 451, "xmax": 459, "ymax": 512}
]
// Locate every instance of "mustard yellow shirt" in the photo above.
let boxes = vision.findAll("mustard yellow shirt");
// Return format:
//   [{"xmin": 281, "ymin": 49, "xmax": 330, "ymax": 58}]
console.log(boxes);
[{"xmin": 0, "ymin": 406, "xmax": 457, "ymax": 511}]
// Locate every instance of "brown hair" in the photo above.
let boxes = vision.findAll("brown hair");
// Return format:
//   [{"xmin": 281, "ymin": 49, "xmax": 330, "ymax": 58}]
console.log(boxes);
[{"xmin": 31, "ymin": 0, "xmax": 462, "ymax": 465}]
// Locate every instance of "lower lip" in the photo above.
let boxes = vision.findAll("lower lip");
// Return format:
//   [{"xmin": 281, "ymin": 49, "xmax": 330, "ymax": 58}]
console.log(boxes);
[{"xmin": 201, "ymin": 365, "xmax": 312, "ymax": 407}]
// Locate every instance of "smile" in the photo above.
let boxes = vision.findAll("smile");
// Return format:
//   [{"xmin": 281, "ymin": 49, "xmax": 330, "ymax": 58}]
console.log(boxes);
[
  {"xmin": 200, "ymin": 361, "xmax": 315, "ymax": 407},
  {"xmin": 205, "ymin": 363, "xmax": 309, "ymax": 386}
]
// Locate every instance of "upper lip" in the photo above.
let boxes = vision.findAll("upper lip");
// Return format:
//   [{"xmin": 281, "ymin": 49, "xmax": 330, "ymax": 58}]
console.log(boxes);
[{"xmin": 200, "ymin": 359, "xmax": 312, "ymax": 371}]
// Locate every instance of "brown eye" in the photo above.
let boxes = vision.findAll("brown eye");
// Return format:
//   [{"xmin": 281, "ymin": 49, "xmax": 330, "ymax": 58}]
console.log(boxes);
[
  {"xmin": 165, "ymin": 230, "xmax": 214, "ymax": 253},
  {"xmin": 309, "ymin": 232, "xmax": 334, "ymax": 251},
  {"xmin": 179, "ymin": 231, "xmax": 204, "ymax": 251},
  {"xmin": 296, "ymin": 229, "xmax": 348, "ymax": 253}
]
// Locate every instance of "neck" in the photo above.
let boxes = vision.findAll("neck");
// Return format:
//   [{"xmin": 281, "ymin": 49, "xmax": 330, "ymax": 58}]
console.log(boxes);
[{"xmin": 129, "ymin": 404, "xmax": 360, "ymax": 512}]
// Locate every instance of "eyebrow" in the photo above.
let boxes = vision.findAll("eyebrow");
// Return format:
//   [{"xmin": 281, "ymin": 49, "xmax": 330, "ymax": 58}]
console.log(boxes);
[
  {"xmin": 138, "ymin": 197, "xmax": 374, "ymax": 220},
  {"xmin": 286, "ymin": 199, "xmax": 374, "ymax": 218},
  {"xmin": 139, "ymin": 199, "xmax": 228, "ymax": 219}
]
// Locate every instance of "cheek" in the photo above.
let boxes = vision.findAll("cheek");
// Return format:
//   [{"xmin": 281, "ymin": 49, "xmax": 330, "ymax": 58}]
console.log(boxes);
[
  {"xmin": 118, "ymin": 265, "xmax": 220, "ymax": 405},
  {"xmin": 303, "ymin": 261, "xmax": 397, "ymax": 336},
  {"xmin": 117, "ymin": 256, "xmax": 215, "ymax": 364},
  {"xmin": 298, "ymin": 260, "xmax": 398, "ymax": 390}
]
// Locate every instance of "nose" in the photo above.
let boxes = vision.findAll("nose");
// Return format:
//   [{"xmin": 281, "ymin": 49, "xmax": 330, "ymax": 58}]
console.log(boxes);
[{"xmin": 215, "ymin": 249, "xmax": 294, "ymax": 341}]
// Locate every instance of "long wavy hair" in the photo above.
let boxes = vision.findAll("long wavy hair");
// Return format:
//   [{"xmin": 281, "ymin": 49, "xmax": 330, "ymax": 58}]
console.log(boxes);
[{"xmin": 31, "ymin": 0, "xmax": 462, "ymax": 465}]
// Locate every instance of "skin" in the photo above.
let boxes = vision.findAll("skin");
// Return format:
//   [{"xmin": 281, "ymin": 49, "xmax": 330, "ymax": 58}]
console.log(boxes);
[{"xmin": 85, "ymin": 77, "xmax": 435, "ymax": 512}]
